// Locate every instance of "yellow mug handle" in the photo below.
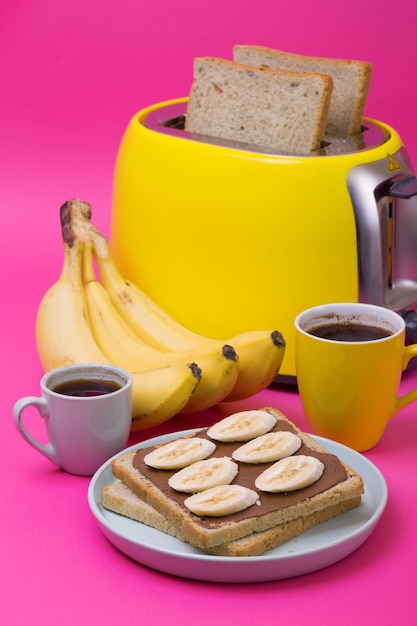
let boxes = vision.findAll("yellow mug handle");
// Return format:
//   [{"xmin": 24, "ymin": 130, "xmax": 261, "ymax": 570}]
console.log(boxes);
[{"xmin": 395, "ymin": 344, "xmax": 417, "ymax": 413}]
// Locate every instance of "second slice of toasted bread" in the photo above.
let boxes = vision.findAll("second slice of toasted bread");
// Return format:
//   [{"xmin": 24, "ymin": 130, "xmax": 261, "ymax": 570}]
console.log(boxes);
[
  {"xmin": 102, "ymin": 480, "xmax": 361, "ymax": 557},
  {"xmin": 233, "ymin": 45, "xmax": 372, "ymax": 136}
]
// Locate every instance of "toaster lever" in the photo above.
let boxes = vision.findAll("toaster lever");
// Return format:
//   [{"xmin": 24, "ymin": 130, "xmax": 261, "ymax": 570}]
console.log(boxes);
[
  {"xmin": 389, "ymin": 175, "xmax": 417, "ymax": 199},
  {"xmin": 404, "ymin": 310, "xmax": 417, "ymax": 346}
]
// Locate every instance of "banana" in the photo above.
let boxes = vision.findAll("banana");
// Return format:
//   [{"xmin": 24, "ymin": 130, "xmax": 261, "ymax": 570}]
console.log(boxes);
[
  {"xmin": 143, "ymin": 437, "xmax": 216, "ymax": 469},
  {"xmin": 89, "ymin": 228, "xmax": 286, "ymax": 400},
  {"xmin": 184, "ymin": 484, "xmax": 260, "ymax": 517},
  {"xmin": 206, "ymin": 410, "xmax": 277, "ymax": 442},
  {"xmin": 255, "ymin": 455, "xmax": 325, "ymax": 493},
  {"xmin": 168, "ymin": 457, "xmax": 238, "ymax": 493},
  {"xmin": 221, "ymin": 330, "xmax": 285, "ymax": 402},
  {"xmin": 232, "ymin": 431, "xmax": 302, "ymax": 463},
  {"xmin": 36, "ymin": 203, "xmax": 202, "ymax": 430},
  {"xmin": 35, "ymin": 240, "xmax": 110, "ymax": 371},
  {"xmin": 81, "ymin": 241, "xmax": 239, "ymax": 413},
  {"xmin": 128, "ymin": 364, "xmax": 202, "ymax": 431},
  {"xmin": 177, "ymin": 349, "xmax": 238, "ymax": 412}
]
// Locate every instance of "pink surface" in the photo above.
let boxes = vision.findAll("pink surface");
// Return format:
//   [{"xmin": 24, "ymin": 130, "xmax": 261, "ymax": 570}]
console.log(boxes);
[{"xmin": 2, "ymin": 1, "xmax": 417, "ymax": 624}]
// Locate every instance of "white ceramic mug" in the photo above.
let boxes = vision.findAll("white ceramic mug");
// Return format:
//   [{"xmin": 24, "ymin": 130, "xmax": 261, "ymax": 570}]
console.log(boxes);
[{"xmin": 13, "ymin": 363, "xmax": 132, "ymax": 475}]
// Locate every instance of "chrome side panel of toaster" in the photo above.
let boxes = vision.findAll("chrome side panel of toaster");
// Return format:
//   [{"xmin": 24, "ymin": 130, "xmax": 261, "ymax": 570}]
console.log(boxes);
[{"xmin": 347, "ymin": 148, "xmax": 417, "ymax": 314}]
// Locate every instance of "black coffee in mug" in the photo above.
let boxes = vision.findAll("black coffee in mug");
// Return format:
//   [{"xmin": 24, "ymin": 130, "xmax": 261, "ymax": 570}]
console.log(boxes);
[
  {"xmin": 51, "ymin": 378, "xmax": 122, "ymax": 397},
  {"xmin": 308, "ymin": 321, "xmax": 392, "ymax": 342}
]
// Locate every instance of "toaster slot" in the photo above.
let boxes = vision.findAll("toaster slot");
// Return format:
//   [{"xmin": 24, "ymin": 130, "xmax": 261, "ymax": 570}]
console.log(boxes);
[
  {"xmin": 144, "ymin": 101, "xmax": 388, "ymax": 157},
  {"xmin": 159, "ymin": 115, "xmax": 186, "ymax": 130}
]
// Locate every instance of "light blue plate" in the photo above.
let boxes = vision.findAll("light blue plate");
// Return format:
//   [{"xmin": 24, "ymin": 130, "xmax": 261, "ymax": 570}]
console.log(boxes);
[{"xmin": 88, "ymin": 430, "xmax": 387, "ymax": 583}]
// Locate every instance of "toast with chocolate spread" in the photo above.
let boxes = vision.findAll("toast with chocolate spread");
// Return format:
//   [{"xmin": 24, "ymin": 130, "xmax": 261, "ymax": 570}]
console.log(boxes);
[{"xmin": 103, "ymin": 409, "xmax": 364, "ymax": 555}]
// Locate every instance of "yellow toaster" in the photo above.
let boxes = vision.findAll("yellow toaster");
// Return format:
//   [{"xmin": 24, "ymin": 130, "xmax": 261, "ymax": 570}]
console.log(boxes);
[{"xmin": 111, "ymin": 98, "xmax": 417, "ymax": 378}]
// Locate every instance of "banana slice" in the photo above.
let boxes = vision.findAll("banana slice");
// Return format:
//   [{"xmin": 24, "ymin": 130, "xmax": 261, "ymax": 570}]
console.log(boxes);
[
  {"xmin": 206, "ymin": 410, "xmax": 277, "ymax": 442},
  {"xmin": 255, "ymin": 455, "xmax": 324, "ymax": 492},
  {"xmin": 168, "ymin": 457, "xmax": 238, "ymax": 493},
  {"xmin": 232, "ymin": 431, "xmax": 302, "ymax": 463},
  {"xmin": 144, "ymin": 437, "xmax": 216, "ymax": 470},
  {"xmin": 184, "ymin": 484, "xmax": 260, "ymax": 516}
]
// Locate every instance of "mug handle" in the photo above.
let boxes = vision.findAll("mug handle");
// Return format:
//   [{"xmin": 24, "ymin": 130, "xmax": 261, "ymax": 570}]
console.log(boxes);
[
  {"xmin": 13, "ymin": 397, "xmax": 59, "ymax": 465},
  {"xmin": 395, "ymin": 344, "xmax": 417, "ymax": 413}
]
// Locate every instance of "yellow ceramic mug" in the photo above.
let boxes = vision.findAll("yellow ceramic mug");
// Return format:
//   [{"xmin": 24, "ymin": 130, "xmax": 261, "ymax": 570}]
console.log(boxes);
[{"xmin": 295, "ymin": 303, "xmax": 417, "ymax": 451}]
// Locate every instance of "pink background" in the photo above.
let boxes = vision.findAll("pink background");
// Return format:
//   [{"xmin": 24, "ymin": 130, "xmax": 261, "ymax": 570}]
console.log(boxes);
[{"xmin": 2, "ymin": 1, "xmax": 417, "ymax": 624}]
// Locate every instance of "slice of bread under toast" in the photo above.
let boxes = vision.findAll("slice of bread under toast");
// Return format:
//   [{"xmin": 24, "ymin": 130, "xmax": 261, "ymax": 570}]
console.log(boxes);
[
  {"xmin": 105, "ymin": 408, "xmax": 364, "ymax": 556},
  {"xmin": 185, "ymin": 57, "xmax": 333, "ymax": 154},
  {"xmin": 233, "ymin": 45, "xmax": 372, "ymax": 137},
  {"xmin": 102, "ymin": 480, "xmax": 361, "ymax": 557}
]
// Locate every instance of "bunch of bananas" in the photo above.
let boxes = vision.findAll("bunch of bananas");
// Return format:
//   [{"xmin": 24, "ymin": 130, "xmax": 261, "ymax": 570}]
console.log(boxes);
[{"xmin": 36, "ymin": 199, "xmax": 286, "ymax": 431}]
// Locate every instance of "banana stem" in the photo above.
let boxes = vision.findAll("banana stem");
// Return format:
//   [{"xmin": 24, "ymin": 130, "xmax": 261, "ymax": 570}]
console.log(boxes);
[
  {"xmin": 81, "ymin": 240, "xmax": 97, "ymax": 285},
  {"xmin": 62, "ymin": 239, "xmax": 95, "ymax": 331},
  {"xmin": 60, "ymin": 198, "xmax": 94, "ymax": 247},
  {"xmin": 60, "ymin": 240, "xmax": 84, "ymax": 285}
]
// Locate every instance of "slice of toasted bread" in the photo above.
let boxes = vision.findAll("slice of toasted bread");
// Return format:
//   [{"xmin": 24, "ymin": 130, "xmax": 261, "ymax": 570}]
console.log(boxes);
[
  {"xmin": 102, "ymin": 481, "xmax": 186, "ymax": 541},
  {"xmin": 233, "ymin": 45, "xmax": 372, "ymax": 136},
  {"xmin": 185, "ymin": 57, "xmax": 333, "ymax": 154},
  {"xmin": 108, "ymin": 408, "xmax": 364, "ymax": 551},
  {"xmin": 102, "ymin": 481, "xmax": 361, "ymax": 557}
]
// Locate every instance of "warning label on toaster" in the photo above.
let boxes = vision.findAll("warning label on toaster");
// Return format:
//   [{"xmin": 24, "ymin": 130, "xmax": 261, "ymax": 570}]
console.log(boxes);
[{"xmin": 387, "ymin": 154, "xmax": 401, "ymax": 172}]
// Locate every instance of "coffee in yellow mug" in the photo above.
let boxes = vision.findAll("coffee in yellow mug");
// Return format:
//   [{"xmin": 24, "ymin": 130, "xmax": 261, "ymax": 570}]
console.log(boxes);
[{"xmin": 295, "ymin": 303, "xmax": 417, "ymax": 451}]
